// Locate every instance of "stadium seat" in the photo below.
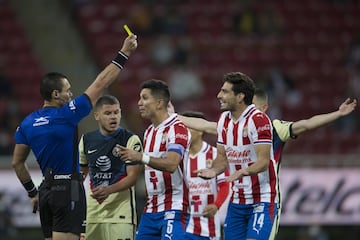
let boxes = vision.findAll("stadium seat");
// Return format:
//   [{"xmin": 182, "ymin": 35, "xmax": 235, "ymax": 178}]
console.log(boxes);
[{"xmin": 71, "ymin": 0, "xmax": 360, "ymax": 154}]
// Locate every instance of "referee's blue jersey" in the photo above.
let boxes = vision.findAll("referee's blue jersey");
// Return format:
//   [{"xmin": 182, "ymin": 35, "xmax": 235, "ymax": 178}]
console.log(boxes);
[{"xmin": 14, "ymin": 94, "xmax": 92, "ymax": 175}]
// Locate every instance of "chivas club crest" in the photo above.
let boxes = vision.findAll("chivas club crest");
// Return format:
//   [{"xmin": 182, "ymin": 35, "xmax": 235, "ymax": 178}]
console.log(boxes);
[
  {"xmin": 242, "ymin": 127, "xmax": 248, "ymax": 137},
  {"xmin": 161, "ymin": 133, "xmax": 167, "ymax": 144},
  {"xmin": 206, "ymin": 159, "xmax": 213, "ymax": 168}
]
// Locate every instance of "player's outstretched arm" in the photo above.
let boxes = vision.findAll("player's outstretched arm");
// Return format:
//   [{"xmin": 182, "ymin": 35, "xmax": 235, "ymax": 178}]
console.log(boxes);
[
  {"xmin": 168, "ymin": 101, "xmax": 217, "ymax": 135},
  {"xmin": 291, "ymin": 98, "xmax": 357, "ymax": 136},
  {"xmin": 85, "ymin": 34, "xmax": 138, "ymax": 106},
  {"xmin": 178, "ymin": 115, "xmax": 217, "ymax": 135}
]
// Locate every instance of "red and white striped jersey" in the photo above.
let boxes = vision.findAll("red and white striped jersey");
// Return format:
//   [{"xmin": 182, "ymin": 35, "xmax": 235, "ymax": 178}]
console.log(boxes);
[
  {"xmin": 142, "ymin": 113, "xmax": 191, "ymax": 213},
  {"xmin": 217, "ymin": 104, "xmax": 278, "ymax": 205},
  {"xmin": 185, "ymin": 142, "xmax": 228, "ymax": 238}
]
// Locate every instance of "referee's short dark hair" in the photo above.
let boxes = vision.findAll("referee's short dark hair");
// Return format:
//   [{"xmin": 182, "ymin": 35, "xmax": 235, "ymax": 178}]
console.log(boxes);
[{"xmin": 40, "ymin": 72, "xmax": 67, "ymax": 101}]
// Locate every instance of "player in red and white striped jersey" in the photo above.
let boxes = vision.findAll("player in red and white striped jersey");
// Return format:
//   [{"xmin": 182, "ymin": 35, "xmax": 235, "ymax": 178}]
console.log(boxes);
[
  {"xmin": 182, "ymin": 111, "xmax": 230, "ymax": 240},
  {"xmin": 176, "ymin": 87, "xmax": 357, "ymax": 240},
  {"xmin": 216, "ymin": 107, "xmax": 277, "ymax": 204},
  {"xmin": 119, "ymin": 79, "xmax": 191, "ymax": 240},
  {"xmin": 196, "ymin": 72, "xmax": 278, "ymax": 240}
]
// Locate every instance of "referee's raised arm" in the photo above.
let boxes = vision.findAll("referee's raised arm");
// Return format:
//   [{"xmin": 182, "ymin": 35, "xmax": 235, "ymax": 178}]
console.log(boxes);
[{"xmin": 85, "ymin": 34, "xmax": 138, "ymax": 106}]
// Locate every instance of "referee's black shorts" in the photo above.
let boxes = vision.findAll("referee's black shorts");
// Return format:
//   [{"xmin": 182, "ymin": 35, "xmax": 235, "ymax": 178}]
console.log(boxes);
[{"xmin": 39, "ymin": 174, "xmax": 86, "ymax": 238}]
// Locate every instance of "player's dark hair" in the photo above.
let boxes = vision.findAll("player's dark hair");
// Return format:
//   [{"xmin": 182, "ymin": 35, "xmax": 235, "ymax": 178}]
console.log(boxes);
[
  {"xmin": 95, "ymin": 95, "xmax": 120, "ymax": 110},
  {"xmin": 223, "ymin": 72, "xmax": 255, "ymax": 105},
  {"xmin": 254, "ymin": 88, "xmax": 268, "ymax": 102},
  {"xmin": 181, "ymin": 111, "xmax": 206, "ymax": 120},
  {"xmin": 141, "ymin": 79, "xmax": 170, "ymax": 108},
  {"xmin": 40, "ymin": 72, "xmax": 68, "ymax": 101}
]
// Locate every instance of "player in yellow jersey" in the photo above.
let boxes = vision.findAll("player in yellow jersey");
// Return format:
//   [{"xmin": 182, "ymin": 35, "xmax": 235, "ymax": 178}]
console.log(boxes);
[{"xmin": 79, "ymin": 95, "xmax": 143, "ymax": 240}]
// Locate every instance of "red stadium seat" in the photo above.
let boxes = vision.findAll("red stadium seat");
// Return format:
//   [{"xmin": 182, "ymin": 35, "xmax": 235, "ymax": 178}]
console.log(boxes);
[{"xmin": 70, "ymin": 0, "xmax": 360, "ymax": 154}]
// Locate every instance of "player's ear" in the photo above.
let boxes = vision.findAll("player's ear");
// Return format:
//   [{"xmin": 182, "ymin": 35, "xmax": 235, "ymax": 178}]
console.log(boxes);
[
  {"xmin": 53, "ymin": 90, "xmax": 59, "ymax": 99},
  {"xmin": 157, "ymin": 98, "xmax": 165, "ymax": 110},
  {"xmin": 262, "ymin": 104, "xmax": 269, "ymax": 112},
  {"xmin": 94, "ymin": 111, "xmax": 100, "ymax": 120},
  {"xmin": 237, "ymin": 92, "xmax": 245, "ymax": 104}
]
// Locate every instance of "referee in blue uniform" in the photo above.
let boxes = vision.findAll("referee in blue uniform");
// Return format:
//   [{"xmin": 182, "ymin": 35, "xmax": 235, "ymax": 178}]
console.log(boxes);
[{"xmin": 11, "ymin": 34, "xmax": 137, "ymax": 240}]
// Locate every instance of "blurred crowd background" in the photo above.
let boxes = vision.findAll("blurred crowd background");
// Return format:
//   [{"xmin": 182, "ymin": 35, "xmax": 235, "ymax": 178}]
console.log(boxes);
[{"xmin": 0, "ymin": 0, "xmax": 360, "ymax": 239}]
